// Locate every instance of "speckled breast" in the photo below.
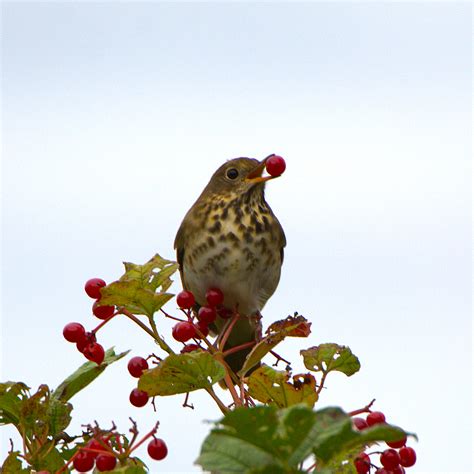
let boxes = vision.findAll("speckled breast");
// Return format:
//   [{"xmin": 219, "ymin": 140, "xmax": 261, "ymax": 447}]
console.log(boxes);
[{"xmin": 182, "ymin": 194, "xmax": 282, "ymax": 316}]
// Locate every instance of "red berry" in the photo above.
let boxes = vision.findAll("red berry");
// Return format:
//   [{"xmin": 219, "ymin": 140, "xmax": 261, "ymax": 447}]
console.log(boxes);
[
  {"xmin": 366, "ymin": 411, "xmax": 386, "ymax": 426},
  {"xmin": 198, "ymin": 306, "xmax": 217, "ymax": 324},
  {"xmin": 76, "ymin": 332, "xmax": 96, "ymax": 353},
  {"xmin": 217, "ymin": 307, "xmax": 233, "ymax": 319},
  {"xmin": 375, "ymin": 470, "xmax": 391, "ymax": 474},
  {"xmin": 128, "ymin": 356, "xmax": 149, "ymax": 378},
  {"xmin": 265, "ymin": 155, "xmax": 286, "ymax": 177},
  {"xmin": 354, "ymin": 452, "xmax": 370, "ymax": 474},
  {"xmin": 206, "ymin": 287, "xmax": 224, "ymax": 306},
  {"xmin": 390, "ymin": 467, "xmax": 406, "ymax": 474},
  {"xmin": 380, "ymin": 448, "xmax": 401, "ymax": 469},
  {"xmin": 129, "ymin": 388, "xmax": 149, "ymax": 407},
  {"xmin": 195, "ymin": 321, "xmax": 209, "ymax": 338},
  {"xmin": 95, "ymin": 453, "xmax": 117, "ymax": 471},
  {"xmin": 83, "ymin": 342, "xmax": 105, "ymax": 365},
  {"xmin": 352, "ymin": 417, "xmax": 369, "ymax": 430},
  {"xmin": 176, "ymin": 290, "xmax": 195, "ymax": 309},
  {"xmin": 92, "ymin": 300, "xmax": 115, "ymax": 320},
  {"xmin": 172, "ymin": 321, "xmax": 196, "ymax": 342},
  {"xmin": 181, "ymin": 344, "xmax": 201, "ymax": 353},
  {"xmin": 63, "ymin": 322, "xmax": 86, "ymax": 343},
  {"xmin": 147, "ymin": 438, "xmax": 168, "ymax": 460},
  {"xmin": 85, "ymin": 278, "xmax": 106, "ymax": 299},
  {"xmin": 386, "ymin": 434, "xmax": 407, "ymax": 449},
  {"xmin": 73, "ymin": 450, "xmax": 95, "ymax": 472},
  {"xmin": 399, "ymin": 446, "xmax": 416, "ymax": 467},
  {"xmin": 86, "ymin": 438, "xmax": 108, "ymax": 457}
]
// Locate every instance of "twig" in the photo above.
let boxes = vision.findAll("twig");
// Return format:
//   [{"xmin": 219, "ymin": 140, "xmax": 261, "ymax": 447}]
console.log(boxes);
[
  {"xmin": 205, "ymin": 387, "xmax": 229, "ymax": 414},
  {"xmin": 222, "ymin": 341, "xmax": 256, "ymax": 357},
  {"xmin": 183, "ymin": 392, "xmax": 194, "ymax": 410},
  {"xmin": 270, "ymin": 350, "xmax": 291, "ymax": 367},
  {"xmin": 348, "ymin": 398, "xmax": 376, "ymax": 417}
]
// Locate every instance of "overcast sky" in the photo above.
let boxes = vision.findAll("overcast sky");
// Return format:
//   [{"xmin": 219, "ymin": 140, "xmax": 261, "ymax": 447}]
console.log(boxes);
[{"xmin": 1, "ymin": 2, "xmax": 472, "ymax": 473}]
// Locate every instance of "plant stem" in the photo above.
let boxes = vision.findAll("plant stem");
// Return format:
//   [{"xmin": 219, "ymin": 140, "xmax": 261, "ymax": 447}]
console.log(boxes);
[
  {"xmin": 316, "ymin": 371, "xmax": 328, "ymax": 395},
  {"xmin": 218, "ymin": 312, "xmax": 240, "ymax": 350},
  {"xmin": 205, "ymin": 387, "xmax": 229, "ymax": 414},
  {"xmin": 148, "ymin": 314, "xmax": 174, "ymax": 354},
  {"xmin": 222, "ymin": 341, "xmax": 256, "ymax": 357}
]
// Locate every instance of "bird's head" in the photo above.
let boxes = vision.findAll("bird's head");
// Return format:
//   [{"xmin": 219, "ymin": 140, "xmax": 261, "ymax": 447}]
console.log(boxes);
[{"xmin": 203, "ymin": 156, "xmax": 279, "ymax": 198}]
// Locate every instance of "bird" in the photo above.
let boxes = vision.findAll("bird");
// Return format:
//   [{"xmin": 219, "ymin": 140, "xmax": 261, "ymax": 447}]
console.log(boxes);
[{"xmin": 174, "ymin": 156, "xmax": 286, "ymax": 374}]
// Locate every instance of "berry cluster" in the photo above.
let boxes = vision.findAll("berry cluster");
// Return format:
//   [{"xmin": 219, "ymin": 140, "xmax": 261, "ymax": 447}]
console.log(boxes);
[
  {"xmin": 69, "ymin": 425, "xmax": 168, "ymax": 473},
  {"xmin": 62, "ymin": 278, "xmax": 116, "ymax": 365},
  {"xmin": 352, "ymin": 411, "xmax": 417, "ymax": 473},
  {"xmin": 172, "ymin": 288, "xmax": 225, "ymax": 346},
  {"xmin": 127, "ymin": 355, "xmax": 151, "ymax": 407},
  {"xmin": 126, "ymin": 288, "xmax": 230, "ymax": 409}
]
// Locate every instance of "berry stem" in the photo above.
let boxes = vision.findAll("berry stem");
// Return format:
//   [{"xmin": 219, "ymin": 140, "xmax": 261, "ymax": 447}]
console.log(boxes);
[
  {"xmin": 217, "ymin": 311, "xmax": 240, "ymax": 351},
  {"xmin": 92, "ymin": 312, "xmax": 117, "ymax": 334},
  {"xmin": 160, "ymin": 308, "xmax": 186, "ymax": 322},
  {"xmin": 128, "ymin": 421, "xmax": 159, "ymax": 455},
  {"xmin": 348, "ymin": 399, "xmax": 376, "ymax": 417}
]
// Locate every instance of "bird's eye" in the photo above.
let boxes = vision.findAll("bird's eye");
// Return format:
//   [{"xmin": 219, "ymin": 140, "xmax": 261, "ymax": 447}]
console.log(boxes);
[{"xmin": 226, "ymin": 168, "xmax": 239, "ymax": 180}]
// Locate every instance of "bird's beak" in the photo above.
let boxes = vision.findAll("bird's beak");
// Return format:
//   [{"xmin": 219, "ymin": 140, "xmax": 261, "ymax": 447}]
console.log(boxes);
[{"xmin": 245, "ymin": 155, "xmax": 278, "ymax": 184}]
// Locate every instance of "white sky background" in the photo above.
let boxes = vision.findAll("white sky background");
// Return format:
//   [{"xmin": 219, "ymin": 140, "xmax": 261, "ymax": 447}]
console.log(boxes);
[{"xmin": 1, "ymin": 2, "xmax": 472, "ymax": 473}]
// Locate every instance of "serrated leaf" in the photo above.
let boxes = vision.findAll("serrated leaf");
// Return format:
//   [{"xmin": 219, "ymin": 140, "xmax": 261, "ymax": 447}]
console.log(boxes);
[
  {"xmin": 52, "ymin": 348, "xmax": 129, "ymax": 402},
  {"xmin": 196, "ymin": 405, "xmax": 321, "ymax": 473},
  {"xmin": 99, "ymin": 254, "xmax": 177, "ymax": 317},
  {"xmin": 138, "ymin": 352, "xmax": 225, "ymax": 396},
  {"xmin": 311, "ymin": 408, "xmax": 409, "ymax": 465},
  {"xmin": 248, "ymin": 365, "xmax": 318, "ymax": 408},
  {"xmin": 1, "ymin": 451, "xmax": 30, "ymax": 473},
  {"xmin": 301, "ymin": 344, "xmax": 360, "ymax": 377},
  {"xmin": 239, "ymin": 315, "xmax": 311, "ymax": 376},
  {"xmin": 197, "ymin": 405, "xmax": 414, "ymax": 474}
]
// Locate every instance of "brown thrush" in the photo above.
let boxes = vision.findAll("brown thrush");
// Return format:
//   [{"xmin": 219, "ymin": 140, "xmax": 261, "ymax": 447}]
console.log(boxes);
[{"xmin": 174, "ymin": 156, "xmax": 286, "ymax": 373}]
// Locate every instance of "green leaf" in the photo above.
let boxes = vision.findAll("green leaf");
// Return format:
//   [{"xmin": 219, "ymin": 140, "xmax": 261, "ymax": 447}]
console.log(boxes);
[
  {"xmin": 0, "ymin": 382, "xmax": 30, "ymax": 427},
  {"xmin": 1, "ymin": 451, "xmax": 30, "ymax": 473},
  {"xmin": 196, "ymin": 405, "xmax": 320, "ymax": 473},
  {"xmin": 300, "ymin": 344, "xmax": 360, "ymax": 377},
  {"xmin": 52, "ymin": 348, "xmax": 129, "ymax": 402},
  {"xmin": 99, "ymin": 254, "xmax": 178, "ymax": 317},
  {"xmin": 47, "ymin": 398, "xmax": 73, "ymax": 436},
  {"xmin": 138, "ymin": 352, "xmax": 225, "ymax": 396},
  {"xmin": 31, "ymin": 443, "xmax": 66, "ymax": 472},
  {"xmin": 197, "ymin": 405, "xmax": 414, "ymax": 474},
  {"xmin": 247, "ymin": 365, "xmax": 318, "ymax": 408},
  {"xmin": 309, "ymin": 407, "xmax": 409, "ymax": 466},
  {"xmin": 239, "ymin": 315, "xmax": 311, "ymax": 376}
]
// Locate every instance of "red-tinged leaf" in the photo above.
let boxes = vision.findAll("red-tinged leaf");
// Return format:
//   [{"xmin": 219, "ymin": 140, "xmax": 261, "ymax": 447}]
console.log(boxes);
[{"xmin": 238, "ymin": 314, "xmax": 311, "ymax": 376}]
